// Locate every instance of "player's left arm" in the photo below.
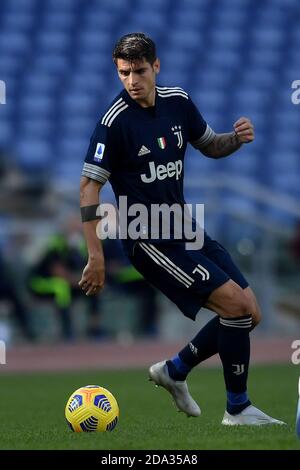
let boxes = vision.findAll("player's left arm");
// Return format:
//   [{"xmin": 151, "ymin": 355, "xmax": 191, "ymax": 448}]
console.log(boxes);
[{"xmin": 201, "ymin": 117, "xmax": 255, "ymax": 159}]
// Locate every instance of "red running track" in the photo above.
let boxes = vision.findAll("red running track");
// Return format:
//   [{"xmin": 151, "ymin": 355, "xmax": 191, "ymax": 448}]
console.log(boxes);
[{"xmin": 0, "ymin": 337, "xmax": 295, "ymax": 373}]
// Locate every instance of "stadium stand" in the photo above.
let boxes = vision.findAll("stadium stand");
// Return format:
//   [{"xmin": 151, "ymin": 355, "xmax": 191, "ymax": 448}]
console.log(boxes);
[
  {"xmin": 0, "ymin": 0, "xmax": 299, "ymax": 340},
  {"xmin": 0, "ymin": 0, "xmax": 299, "ymax": 207}
]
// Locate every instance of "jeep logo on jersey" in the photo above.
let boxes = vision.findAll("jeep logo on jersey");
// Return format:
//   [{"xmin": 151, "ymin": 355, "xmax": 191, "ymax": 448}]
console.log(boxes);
[
  {"xmin": 94, "ymin": 142, "xmax": 105, "ymax": 162},
  {"xmin": 140, "ymin": 160, "xmax": 183, "ymax": 183}
]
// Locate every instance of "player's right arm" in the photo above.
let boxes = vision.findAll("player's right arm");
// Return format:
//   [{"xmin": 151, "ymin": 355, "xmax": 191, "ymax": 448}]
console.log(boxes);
[
  {"xmin": 78, "ymin": 176, "xmax": 105, "ymax": 296},
  {"xmin": 78, "ymin": 104, "xmax": 120, "ymax": 296}
]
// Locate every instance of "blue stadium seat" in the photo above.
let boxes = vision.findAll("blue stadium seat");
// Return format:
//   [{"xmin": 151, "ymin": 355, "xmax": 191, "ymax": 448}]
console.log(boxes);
[
  {"xmin": 77, "ymin": 52, "xmax": 110, "ymax": 72},
  {"xmin": 70, "ymin": 73, "xmax": 106, "ymax": 94},
  {"xmin": 172, "ymin": 10, "xmax": 206, "ymax": 28},
  {"xmin": 61, "ymin": 93, "xmax": 95, "ymax": 115},
  {"xmin": 37, "ymin": 31, "xmax": 71, "ymax": 53},
  {"xmin": 45, "ymin": 0, "xmax": 76, "ymax": 11},
  {"xmin": 23, "ymin": 73, "xmax": 59, "ymax": 94},
  {"xmin": 129, "ymin": 11, "xmax": 167, "ymax": 30},
  {"xmin": 195, "ymin": 69, "xmax": 232, "ymax": 88},
  {"xmin": 19, "ymin": 95, "xmax": 54, "ymax": 117},
  {"xmin": 240, "ymin": 68, "xmax": 279, "ymax": 88},
  {"xmin": 207, "ymin": 50, "xmax": 242, "ymax": 69},
  {"xmin": 78, "ymin": 31, "xmax": 112, "ymax": 52},
  {"xmin": 168, "ymin": 30, "xmax": 202, "ymax": 50},
  {"xmin": 249, "ymin": 49, "xmax": 281, "ymax": 67},
  {"xmin": 16, "ymin": 139, "xmax": 53, "ymax": 173},
  {"xmin": 34, "ymin": 54, "xmax": 70, "ymax": 73},
  {"xmin": 159, "ymin": 70, "xmax": 189, "ymax": 88},
  {"xmin": 252, "ymin": 27, "xmax": 285, "ymax": 48},
  {"xmin": 213, "ymin": 9, "xmax": 247, "ymax": 27},
  {"xmin": 272, "ymin": 151, "xmax": 299, "ymax": 171},
  {"xmin": 0, "ymin": 32, "xmax": 30, "ymax": 54},
  {"xmin": 193, "ymin": 90, "xmax": 226, "ymax": 111},
  {"xmin": 2, "ymin": 12, "xmax": 34, "ymax": 31},
  {"xmin": 62, "ymin": 117, "xmax": 94, "ymax": 136},
  {"xmin": 222, "ymin": 195, "xmax": 258, "ymax": 218},
  {"xmin": 234, "ymin": 89, "xmax": 270, "ymax": 110},
  {"xmin": 160, "ymin": 50, "xmax": 192, "ymax": 71},
  {"xmin": 211, "ymin": 29, "xmax": 244, "ymax": 48},
  {"xmin": 83, "ymin": 11, "xmax": 115, "ymax": 31},
  {"xmin": 137, "ymin": 0, "xmax": 170, "ymax": 8},
  {"xmin": 0, "ymin": 121, "xmax": 13, "ymax": 146},
  {"xmin": 176, "ymin": 0, "xmax": 209, "ymax": 8},
  {"xmin": 4, "ymin": 0, "xmax": 36, "ymax": 11},
  {"xmin": 20, "ymin": 118, "xmax": 53, "ymax": 138},
  {"xmin": 0, "ymin": 55, "xmax": 23, "ymax": 74},
  {"xmin": 42, "ymin": 12, "xmax": 75, "ymax": 30}
]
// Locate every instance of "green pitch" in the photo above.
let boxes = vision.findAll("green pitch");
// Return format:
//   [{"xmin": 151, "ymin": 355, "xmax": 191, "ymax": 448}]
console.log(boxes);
[{"xmin": 1, "ymin": 364, "xmax": 299, "ymax": 450}]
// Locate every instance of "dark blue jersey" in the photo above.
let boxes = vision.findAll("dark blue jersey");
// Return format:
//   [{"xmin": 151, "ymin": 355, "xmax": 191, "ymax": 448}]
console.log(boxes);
[{"xmin": 82, "ymin": 86, "xmax": 215, "ymax": 254}]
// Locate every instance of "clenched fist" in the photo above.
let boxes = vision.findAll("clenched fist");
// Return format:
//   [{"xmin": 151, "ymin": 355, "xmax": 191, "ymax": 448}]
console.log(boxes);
[{"xmin": 234, "ymin": 117, "xmax": 255, "ymax": 144}]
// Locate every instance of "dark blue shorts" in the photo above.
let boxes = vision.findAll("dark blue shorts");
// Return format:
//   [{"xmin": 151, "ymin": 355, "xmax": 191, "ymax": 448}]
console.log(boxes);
[{"xmin": 129, "ymin": 234, "xmax": 249, "ymax": 320}]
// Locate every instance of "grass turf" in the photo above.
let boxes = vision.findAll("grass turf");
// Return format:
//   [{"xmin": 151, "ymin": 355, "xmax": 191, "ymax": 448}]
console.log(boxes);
[{"xmin": 0, "ymin": 364, "xmax": 299, "ymax": 450}]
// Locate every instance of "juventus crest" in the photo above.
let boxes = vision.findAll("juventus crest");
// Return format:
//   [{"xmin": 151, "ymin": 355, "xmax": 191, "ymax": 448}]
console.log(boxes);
[{"xmin": 172, "ymin": 125, "xmax": 183, "ymax": 148}]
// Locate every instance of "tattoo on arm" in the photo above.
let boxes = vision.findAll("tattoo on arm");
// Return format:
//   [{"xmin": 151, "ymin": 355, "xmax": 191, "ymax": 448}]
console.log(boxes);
[{"xmin": 202, "ymin": 132, "xmax": 242, "ymax": 159}]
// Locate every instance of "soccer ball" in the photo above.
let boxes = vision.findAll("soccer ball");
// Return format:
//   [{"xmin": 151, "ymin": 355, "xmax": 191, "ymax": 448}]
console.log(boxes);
[{"xmin": 65, "ymin": 385, "xmax": 119, "ymax": 432}]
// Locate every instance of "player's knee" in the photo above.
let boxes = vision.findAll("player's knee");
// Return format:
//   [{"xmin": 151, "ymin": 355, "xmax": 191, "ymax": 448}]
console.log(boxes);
[
  {"xmin": 220, "ymin": 289, "xmax": 253, "ymax": 318},
  {"xmin": 228, "ymin": 295, "xmax": 252, "ymax": 318},
  {"xmin": 207, "ymin": 281, "xmax": 256, "ymax": 319},
  {"xmin": 243, "ymin": 288, "xmax": 262, "ymax": 328},
  {"xmin": 251, "ymin": 305, "xmax": 262, "ymax": 328}
]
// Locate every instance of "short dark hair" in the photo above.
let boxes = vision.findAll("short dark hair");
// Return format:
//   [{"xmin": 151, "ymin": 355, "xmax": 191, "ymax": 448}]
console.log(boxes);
[{"xmin": 113, "ymin": 33, "xmax": 157, "ymax": 65}]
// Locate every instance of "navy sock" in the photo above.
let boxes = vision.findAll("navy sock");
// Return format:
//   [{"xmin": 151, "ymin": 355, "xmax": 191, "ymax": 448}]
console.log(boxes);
[
  {"xmin": 166, "ymin": 355, "xmax": 191, "ymax": 381},
  {"xmin": 226, "ymin": 391, "xmax": 251, "ymax": 415},
  {"xmin": 179, "ymin": 316, "xmax": 219, "ymax": 366},
  {"xmin": 218, "ymin": 315, "xmax": 252, "ymax": 413},
  {"xmin": 167, "ymin": 316, "xmax": 219, "ymax": 381}
]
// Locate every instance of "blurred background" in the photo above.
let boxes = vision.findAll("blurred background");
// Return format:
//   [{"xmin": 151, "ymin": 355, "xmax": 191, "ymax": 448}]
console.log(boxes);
[{"xmin": 0, "ymin": 0, "xmax": 299, "ymax": 350}]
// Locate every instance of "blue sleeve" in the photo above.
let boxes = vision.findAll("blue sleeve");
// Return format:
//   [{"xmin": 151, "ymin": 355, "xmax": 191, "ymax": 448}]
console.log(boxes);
[
  {"xmin": 187, "ymin": 97, "xmax": 216, "ymax": 149},
  {"xmin": 81, "ymin": 121, "xmax": 119, "ymax": 185}
]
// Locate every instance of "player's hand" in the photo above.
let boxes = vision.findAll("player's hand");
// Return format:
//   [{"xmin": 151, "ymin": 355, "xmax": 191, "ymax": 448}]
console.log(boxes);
[
  {"xmin": 233, "ymin": 117, "xmax": 255, "ymax": 144},
  {"xmin": 78, "ymin": 257, "xmax": 105, "ymax": 296}
]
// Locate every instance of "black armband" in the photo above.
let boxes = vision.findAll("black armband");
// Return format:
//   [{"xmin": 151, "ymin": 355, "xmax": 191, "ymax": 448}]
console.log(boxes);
[{"xmin": 81, "ymin": 204, "xmax": 101, "ymax": 222}]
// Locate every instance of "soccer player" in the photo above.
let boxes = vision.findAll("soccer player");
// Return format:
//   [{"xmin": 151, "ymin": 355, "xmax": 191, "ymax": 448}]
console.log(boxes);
[{"xmin": 79, "ymin": 33, "xmax": 285, "ymax": 425}]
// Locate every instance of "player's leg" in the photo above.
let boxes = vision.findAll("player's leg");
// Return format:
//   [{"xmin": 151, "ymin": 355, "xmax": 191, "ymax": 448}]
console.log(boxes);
[
  {"xmin": 204, "ymin": 280, "xmax": 256, "ymax": 415},
  {"xmin": 169, "ymin": 289, "xmax": 261, "ymax": 380},
  {"xmin": 168, "ymin": 279, "xmax": 253, "ymax": 406},
  {"xmin": 130, "ymin": 242, "xmax": 206, "ymax": 416},
  {"xmin": 149, "ymin": 277, "xmax": 251, "ymax": 418},
  {"xmin": 212, "ymin": 284, "xmax": 284, "ymax": 425},
  {"xmin": 167, "ymin": 279, "xmax": 285, "ymax": 425},
  {"xmin": 168, "ymin": 239, "xmax": 261, "ymax": 378}
]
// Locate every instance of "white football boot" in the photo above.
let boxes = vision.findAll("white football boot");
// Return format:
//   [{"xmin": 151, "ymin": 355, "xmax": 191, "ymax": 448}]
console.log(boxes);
[
  {"xmin": 148, "ymin": 360, "xmax": 201, "ymax": 417},
  {"xmin": 222, "ymin": 404, "xmax": 286, "ymax": 426}
]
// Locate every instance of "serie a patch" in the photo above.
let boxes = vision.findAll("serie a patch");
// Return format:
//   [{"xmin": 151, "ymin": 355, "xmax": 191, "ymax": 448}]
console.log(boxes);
[{"xmin": 94, "ymin": 142, "xmax": 105, "ymax": 162}]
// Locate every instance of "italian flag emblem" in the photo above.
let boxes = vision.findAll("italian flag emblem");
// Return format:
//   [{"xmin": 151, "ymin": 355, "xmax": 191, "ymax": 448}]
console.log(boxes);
[{"xmin": 157, "ymin": 137, "xmax": 166, "ymax": 149}]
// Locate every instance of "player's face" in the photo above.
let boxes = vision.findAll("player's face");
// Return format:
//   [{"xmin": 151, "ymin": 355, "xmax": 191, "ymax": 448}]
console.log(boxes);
[{"xmin": 116, "ymin": 58, "xmax": 160, "ymax": 107}]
